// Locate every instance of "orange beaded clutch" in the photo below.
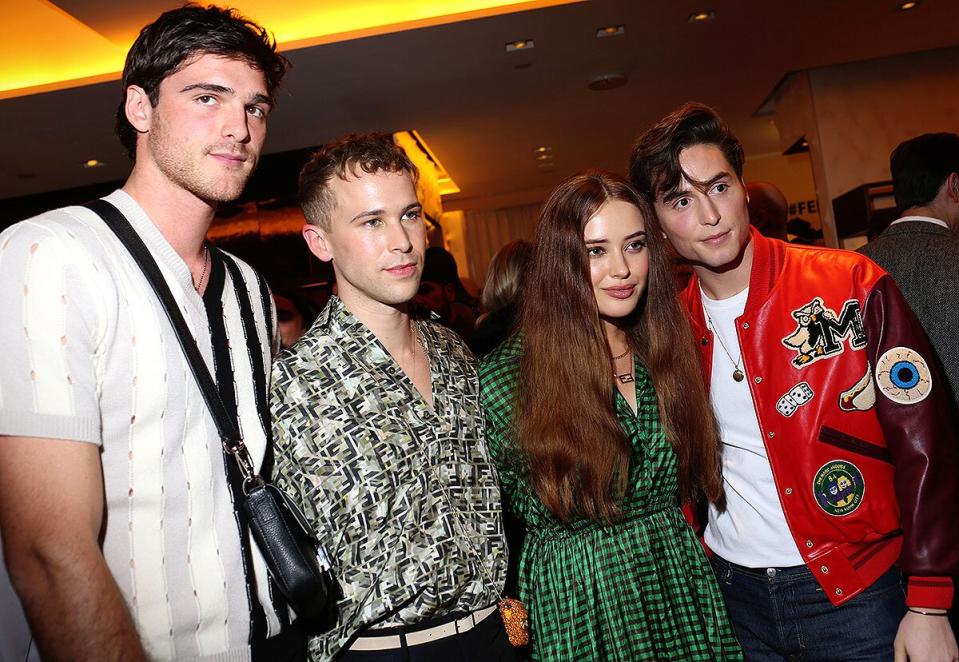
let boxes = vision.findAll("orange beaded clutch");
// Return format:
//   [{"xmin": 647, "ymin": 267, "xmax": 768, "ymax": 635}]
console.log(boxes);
[{"xmin": 498, "ymin": 597, "xmax": 529, "ymax": 647}]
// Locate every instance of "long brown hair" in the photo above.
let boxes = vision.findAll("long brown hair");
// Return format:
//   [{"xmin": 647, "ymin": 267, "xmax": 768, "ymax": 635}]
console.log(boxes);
[{"xmin": 517, "ymin": 171, "xmax": 722, "ymax": 522}]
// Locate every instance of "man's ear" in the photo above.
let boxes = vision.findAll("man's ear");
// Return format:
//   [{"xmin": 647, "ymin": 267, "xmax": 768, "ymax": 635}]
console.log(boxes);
[
  {"xmin": 302, "ymin": 224, "xmax": 333, "ymax": 262},
  {"xmin": 124, "ymin": 85, "xmax": 152, "ymax": 134},
  {"xmin": 946, "ymin": 172, "xmax": 959, "ymax": 204}
]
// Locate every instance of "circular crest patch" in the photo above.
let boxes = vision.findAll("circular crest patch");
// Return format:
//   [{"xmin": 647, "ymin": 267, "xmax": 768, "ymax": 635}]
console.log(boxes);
[
  {"xmin": 812, "ymin": 460, "xmax": 865, "ymax": 516},
  {"xmin": 875, "ymin": 347, "xmax": 932, "ymax": 404}
]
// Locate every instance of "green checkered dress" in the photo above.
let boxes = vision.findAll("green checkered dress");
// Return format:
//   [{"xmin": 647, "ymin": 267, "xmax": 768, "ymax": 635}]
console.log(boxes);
[{"xmin": 480, "ymin": 338, "xmax": 742, "ymax": 661}]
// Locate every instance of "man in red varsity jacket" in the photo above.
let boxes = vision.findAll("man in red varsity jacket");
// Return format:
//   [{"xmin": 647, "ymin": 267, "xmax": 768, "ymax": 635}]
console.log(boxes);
[{"xmin": 630, "ymin": 103, "xmax": 959, "ymax": 662}]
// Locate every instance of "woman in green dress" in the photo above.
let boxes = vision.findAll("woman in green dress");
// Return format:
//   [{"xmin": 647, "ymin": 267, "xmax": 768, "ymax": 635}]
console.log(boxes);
[{"xmin": 479, "ymin": 171, "xmax": 742, "ymax": 661}]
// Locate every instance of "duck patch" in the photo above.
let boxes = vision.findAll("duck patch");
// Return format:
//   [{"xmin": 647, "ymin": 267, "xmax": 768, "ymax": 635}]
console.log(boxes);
[
  {"xmin": 782, "ymin": 297, "xmax": 867, "ymax": 368},
  {"xmin": 875, "ymin": 347, "xmax": 932, "ymax": 404}
]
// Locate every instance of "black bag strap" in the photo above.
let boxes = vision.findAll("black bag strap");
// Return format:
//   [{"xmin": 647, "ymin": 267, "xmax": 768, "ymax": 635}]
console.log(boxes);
[{"xmin": 84, "ymin": 199, "xmax": 261, "ymax": 484}]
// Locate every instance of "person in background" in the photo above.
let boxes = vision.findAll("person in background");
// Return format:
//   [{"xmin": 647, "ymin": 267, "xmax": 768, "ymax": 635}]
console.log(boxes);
[
  {"xmin": 630, "ymin": 102, "xmax": 959, "ymax": 662},
  {"xmin": 746, "ymin": 181, "xmax": 789, "ymax": 241},
  {"xmin": 471, "ymin": 240, "xmax": 533, "ymax": 358},
  {"xmin": 0, "ymin": 6, "xmax": 298, "ymax": 661},
  {"xmin": 859, "ymin": 132, "xmax": 959, "ymax": 414},
  {"xmin": 480, "ymin": 171, "xmax": 741, "ymax": 661},
  {"xmin": 271, "ymin": 133, "xmax": 515, "ymax": 661},
  {"xmin": 416, "ymin": 246, "xmax": 478, "ymax": 341}
]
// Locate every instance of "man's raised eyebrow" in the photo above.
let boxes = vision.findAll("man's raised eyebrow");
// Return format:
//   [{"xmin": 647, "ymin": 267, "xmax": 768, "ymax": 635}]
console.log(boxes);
[
  {"xmin": 179, "ymin": 82, "xmax": 234, "ymax": 95},
  {"xmin": 249, "ymin": 92, "xmax": 273, "ymax": 108},
  {"xmin": 351, "ymin": 208, "xmax": 385, "ymax": 222},
  {"xmin": 661, "ymin": 171, "xmax": 731, "ymax": 203},
  {"xmin": 179, "ymin": 84, "xmax": 272, "ymax": 107}
]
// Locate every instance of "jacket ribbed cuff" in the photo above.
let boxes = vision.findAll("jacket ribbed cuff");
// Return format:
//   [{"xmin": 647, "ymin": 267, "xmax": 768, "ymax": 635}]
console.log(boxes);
[{"xmin": 906, "ymin": 576, "xmax": 954, "ymax": 610}]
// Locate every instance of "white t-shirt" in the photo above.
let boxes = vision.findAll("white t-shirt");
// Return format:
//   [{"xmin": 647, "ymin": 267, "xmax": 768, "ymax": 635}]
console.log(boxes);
[
  {"xmin": 701, "ymin": 286, "xmax": 803, "ymax": 568},
  {"xmin": 0, "ymin": 190, "xmax": 283, "ymax": 660}
]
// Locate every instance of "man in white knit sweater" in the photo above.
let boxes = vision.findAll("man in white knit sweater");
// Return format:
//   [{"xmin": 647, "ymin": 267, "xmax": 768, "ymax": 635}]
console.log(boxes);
[{"xmin": 0, "ymin": 7, "xmax": 299, "ymax": 661}]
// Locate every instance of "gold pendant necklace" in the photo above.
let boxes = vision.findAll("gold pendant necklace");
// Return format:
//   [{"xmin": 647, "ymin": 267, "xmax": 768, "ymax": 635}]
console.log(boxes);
[
  {"xmin": 705, "ymin": 311, "xmax": 745, "ymax": 382},
  {"xmin": 612, "ymin": 352, "xmax": 634, "ymax": 383}
]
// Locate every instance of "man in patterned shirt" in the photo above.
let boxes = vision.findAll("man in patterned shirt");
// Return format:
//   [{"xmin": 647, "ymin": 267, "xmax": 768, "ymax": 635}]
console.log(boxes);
[{"xmin": 270, "ymin": 134, "xmax": 515, "ymax": 661}]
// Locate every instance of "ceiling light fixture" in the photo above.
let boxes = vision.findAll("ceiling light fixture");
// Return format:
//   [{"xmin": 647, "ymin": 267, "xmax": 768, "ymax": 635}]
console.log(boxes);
[
  {"xmin": 596, "ymin": 25, "xmax": 625, "ymax": 38},
  {"xmin": 587, "ymin": 73, "xmax": 628, "ymax": 91},
  {"xmin": 505, "ymin": 39, "xmax": 534, "ymax": 52},
  {"xmin": 82, "ymin": 159, "xmax": 104, "ymax": 168},
  {"xmin": 896, "ymin": 0, "xmax": 919, "ymax": 9},
  {"xmin": 688, "ymin": 10, "xmax": 716, "ymax": 23}
]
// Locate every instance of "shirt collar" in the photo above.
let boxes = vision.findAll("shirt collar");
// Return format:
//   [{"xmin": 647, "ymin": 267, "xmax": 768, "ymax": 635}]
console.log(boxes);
[{"xmin": 890, "ymin": 215, "xmax": 949, "ymax": 229}]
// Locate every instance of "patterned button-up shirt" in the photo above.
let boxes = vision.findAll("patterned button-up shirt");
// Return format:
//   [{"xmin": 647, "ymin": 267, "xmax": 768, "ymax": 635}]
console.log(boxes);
[{"xmin": 270, "ymin": 297, "xmax": 507, "ymax": 660}]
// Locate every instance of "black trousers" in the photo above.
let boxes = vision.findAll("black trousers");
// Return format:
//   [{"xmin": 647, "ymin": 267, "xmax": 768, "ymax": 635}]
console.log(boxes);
[{"xmin": 338, "ymin": 612, "xmax": 522, "ymax": 662}]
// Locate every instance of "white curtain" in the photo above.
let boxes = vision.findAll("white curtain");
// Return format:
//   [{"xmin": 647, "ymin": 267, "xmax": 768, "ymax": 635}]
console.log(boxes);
[{"xmin": 462, "ymin": 203, "xmax": 541, "ymax": 286}]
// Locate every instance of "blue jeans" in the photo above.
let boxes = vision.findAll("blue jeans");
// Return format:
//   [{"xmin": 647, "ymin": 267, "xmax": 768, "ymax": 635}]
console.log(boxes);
[{"xmin": 710, "ymin": 554, "xmax": 906, "ymax": 661}]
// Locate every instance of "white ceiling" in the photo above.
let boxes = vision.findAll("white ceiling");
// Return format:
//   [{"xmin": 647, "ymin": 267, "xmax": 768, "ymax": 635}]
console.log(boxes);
[{"xmin": 1, "ymin": 0, "xmax": 957, "ymax": 207}]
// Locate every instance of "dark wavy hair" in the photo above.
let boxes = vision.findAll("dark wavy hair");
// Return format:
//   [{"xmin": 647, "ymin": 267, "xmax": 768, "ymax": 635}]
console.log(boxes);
[
  {"xmin": 516, "ymin": 171, "xmax": 723, "ymax": 522},
  {"xmin": 116, "ymin": 4, "xmax": 290, "ymax": 159},
  {"xmin": 890, "ymin": 132, "xmax": 959, "ymax": 214},
  {"xmin": 298, "ymin": 133, "xmax": 419, "ymax": 230},
  {"xmin": 629, "ymin": 102, "xmax": 744, "ymax": 202}
]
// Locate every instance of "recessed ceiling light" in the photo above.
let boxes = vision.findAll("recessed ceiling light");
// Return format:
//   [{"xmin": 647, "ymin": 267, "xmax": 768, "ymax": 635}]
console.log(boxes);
[
  {"xmin": 532, "ymin": 146, "xmax": 553, "ymax": 155},
  {"xmin": 688, "ymin": 10, "xmax": 716, "ymax": 23},
  {"xmin": 82, "ymin": 159, "xmax": 105, "ymax": 168},
  {"xmin": 896, "ymin": 0, "xmax": 919, "ymax": 9},
  {"xmin": 505, "ymin": 39, "xmax": 534, "ymax": 52},
  {"xmin": 587, "ymin": 73, "xmax": 628, "ymax": 91},
  {"xmin": 596, "ymin": 25, "xmax": 625, "ymax": 38}
]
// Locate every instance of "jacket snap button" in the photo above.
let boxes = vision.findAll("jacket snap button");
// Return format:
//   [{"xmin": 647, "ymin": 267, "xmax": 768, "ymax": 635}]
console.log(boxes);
[
  {"xmin": 820, "ymin": 566, "xmax": 829, "ymax": 574},
  {"xmin": 805, "ymin": 540, "xmax": 814, "ymax": 548},
  {"xmin": 767, "ymin": 431, "xmax": 776, "ymax": 438},
  {"xmin": 742, "ymin": 322, "xmax": 750, "ymax": 329},
  {"xmin": 835, "ymin": 588, "xmax": 843, "ymax": 596},
  {"xmin": 701, "ymin": 337, "xmax": 709, "ymax": 345},
  {"xmin": 754, "ymin": 376, "xmax": 763, "ymax": 384},
  {"xmin": 785, "ymin": 488, "xmax": 793, "ymax": 495}
]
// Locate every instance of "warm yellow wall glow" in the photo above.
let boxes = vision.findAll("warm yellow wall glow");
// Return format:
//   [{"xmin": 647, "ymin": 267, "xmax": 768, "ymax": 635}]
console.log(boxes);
[
  {"xmin": 2, "ymin": 0, "xmax": 127, "ymax": 96},
  {"xmin": 1, "ymin": 0, "xmax": 582, "ymax": 99}
]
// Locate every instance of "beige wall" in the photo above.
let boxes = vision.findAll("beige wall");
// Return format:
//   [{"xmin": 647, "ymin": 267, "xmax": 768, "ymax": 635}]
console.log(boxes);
[
  {"xmin": 772, "ymin": 47, "xmax": 959, "ymax": 247},
  {"xmin": 743, "ymin": 151, "xmax": 822, "ymax": 231}
]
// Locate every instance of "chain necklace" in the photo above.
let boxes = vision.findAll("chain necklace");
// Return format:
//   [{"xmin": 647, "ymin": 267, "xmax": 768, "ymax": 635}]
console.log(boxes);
[
  {"xmin": 192, "ymin": 245, "xmax": 210, "ymax": 293},
  {"xmin": 705, "ymin": 311, "xmax": 745, "ymax": 382},
  {"xmin": 612, "ymin": 352, "xmax": 634, "ymax": 384},
  {"xmin": 409, "ymin": 317, "xmax": 433, "ymax": 407}
]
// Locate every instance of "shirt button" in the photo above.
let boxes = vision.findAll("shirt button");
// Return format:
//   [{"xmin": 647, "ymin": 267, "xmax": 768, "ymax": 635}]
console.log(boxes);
[
  {"xmin": 701, "ymin": 337, "xmax": 709, "ymax": 346},
  {"xmin": 785, "ymin": 488, "xmax": 793, "ymax": 495},
  {"xmin": 835, "ymin": 588, "xmax": 843, "ymax": 596},
  {"xmin": 754, "ymin": 376, "xmax": 763, "ymax": 384},
  {"xmin": 805, "ymin": 539, "xmax": 814, "ymax": 548},
  {"xmin": 768, "ymin": 431, "xmax": 776, "ymax": 438},
  {"xmin": 820, "ymin": 566, "xmax": 829, "ymax": 574}
]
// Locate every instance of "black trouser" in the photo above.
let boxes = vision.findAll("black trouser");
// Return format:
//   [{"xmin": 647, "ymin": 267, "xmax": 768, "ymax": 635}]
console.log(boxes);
[
  {"xmin": 338, "ymin": 611, "xmax": 521, "ymax": 662},
  {"xmin": 254, "ymin": 622, "xmax": 308, "ymax": 662}
]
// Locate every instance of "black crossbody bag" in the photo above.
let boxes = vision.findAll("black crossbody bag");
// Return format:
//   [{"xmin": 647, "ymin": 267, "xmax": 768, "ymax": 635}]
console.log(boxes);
[{"xmin": 85, "ymin": 199, "xmax": 335, "ymax": 623}]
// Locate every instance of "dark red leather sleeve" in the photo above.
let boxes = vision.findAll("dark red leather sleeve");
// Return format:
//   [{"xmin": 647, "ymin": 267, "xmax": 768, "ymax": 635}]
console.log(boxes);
[{"xmin": 863, "ymin": 275, "xmax": 959, "ymax": 608}]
